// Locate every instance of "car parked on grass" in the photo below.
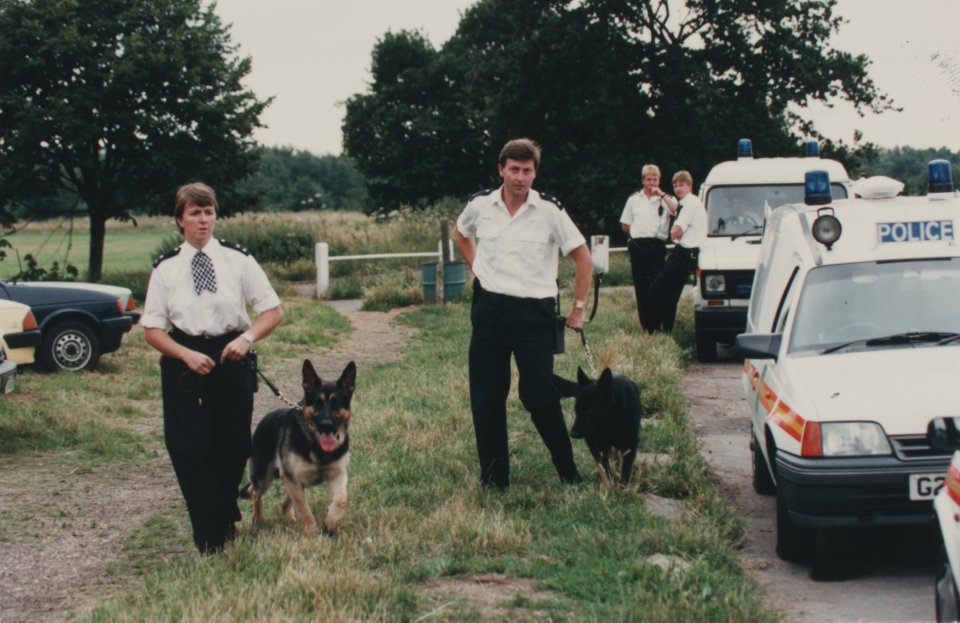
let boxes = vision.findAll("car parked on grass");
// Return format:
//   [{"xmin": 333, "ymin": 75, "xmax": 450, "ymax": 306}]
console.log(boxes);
[
  {"xmin": 0, "ymin": 298, "xmax": 41, "ymax": 365},
  {"xmin": 0, "ymin": 279, "xmax": 138, "ymax": 371}
]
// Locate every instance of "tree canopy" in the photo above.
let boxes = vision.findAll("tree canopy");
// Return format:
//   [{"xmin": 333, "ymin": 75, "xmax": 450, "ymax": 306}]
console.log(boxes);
[
  {"xmin": 237, "ymin": 147, "xmax": 367, "ymax": 212},
  {"xmin": 343, "ymin": 0, "xmax": 891, "ymax": 236},
  {"xmin": 0, "ymin": 0, "xmax": 269, "ymax": 280}
]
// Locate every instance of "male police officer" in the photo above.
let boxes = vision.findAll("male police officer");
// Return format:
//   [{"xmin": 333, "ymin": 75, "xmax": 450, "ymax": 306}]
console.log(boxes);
[{"xmin": 455, "ymin": 138, "xmax": 593, "ymax": 489}]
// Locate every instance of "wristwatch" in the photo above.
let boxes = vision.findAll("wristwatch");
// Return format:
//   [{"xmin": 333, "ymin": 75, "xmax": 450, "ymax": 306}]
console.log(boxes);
[
  {"xmin": 574, "ymin": 300, "xmax": 586, "ymax": 310},
  {"xmin": 241, "ymin": 332, "xmax": 255, "ymax": 344}
]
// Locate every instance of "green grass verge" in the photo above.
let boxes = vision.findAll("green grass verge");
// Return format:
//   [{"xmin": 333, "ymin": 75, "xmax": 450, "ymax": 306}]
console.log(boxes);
[{"xmin": 79, "ymin": 289, "xmax": 773, "ymax": 622}]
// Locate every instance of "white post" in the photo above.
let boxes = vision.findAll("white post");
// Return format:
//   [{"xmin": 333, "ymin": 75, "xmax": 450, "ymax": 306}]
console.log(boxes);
[
  {"xmin": 316, "ymin": 242, "xmax": 329, "ymax": 297},
  {"xmin": 591, "ymin": 235, "xmax": 610, "ymax": 274}
]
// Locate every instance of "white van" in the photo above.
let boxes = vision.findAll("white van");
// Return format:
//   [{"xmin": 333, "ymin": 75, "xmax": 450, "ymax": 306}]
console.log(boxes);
[
  {"xmin": 737, "ymin": 162, "xmax": 960, "ymax": 562},
  {"xmin": 694, "ymin": 139, "xmax": 852, "ymax": 361}
]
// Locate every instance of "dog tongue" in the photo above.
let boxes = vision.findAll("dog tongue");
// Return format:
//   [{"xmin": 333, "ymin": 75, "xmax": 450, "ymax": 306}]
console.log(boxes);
[{"xmin": 319, "ymin": 433, "xmax": 338, "ymax": 452}]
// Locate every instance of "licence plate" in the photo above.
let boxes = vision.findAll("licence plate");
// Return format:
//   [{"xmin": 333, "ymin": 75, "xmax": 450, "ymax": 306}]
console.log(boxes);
[{"xmin": 909, "ymin": 473, "xmax": 945, "ymax": 501}]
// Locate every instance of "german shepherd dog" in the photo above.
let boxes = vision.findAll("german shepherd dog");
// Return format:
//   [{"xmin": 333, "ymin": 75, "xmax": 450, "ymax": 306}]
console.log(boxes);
[
  {"xmin": 553, "ymin": 367, "xmax": 641, "ymax": 485},
  {"xmin": 241, "ymin": 360, "xmax": 356, "ymax": 533}
]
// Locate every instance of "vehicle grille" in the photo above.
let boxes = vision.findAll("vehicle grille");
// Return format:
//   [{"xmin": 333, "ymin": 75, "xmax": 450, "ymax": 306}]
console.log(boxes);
[{"xmin": 890, "ymin": 435, "xmax": 953, "ymax": 461}]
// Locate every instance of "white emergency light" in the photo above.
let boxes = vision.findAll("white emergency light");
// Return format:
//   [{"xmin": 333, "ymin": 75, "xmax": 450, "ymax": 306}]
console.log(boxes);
[{"xmin": 591, "ymin": 235, "xmax": 610, "ymax": 274}]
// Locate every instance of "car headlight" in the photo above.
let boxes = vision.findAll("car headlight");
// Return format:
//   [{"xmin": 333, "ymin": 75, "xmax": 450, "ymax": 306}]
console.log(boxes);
[
  {"xmin": 703, "ymin": 274, "xmax": 726, "ymax": 294},
  {"xmin": 821, "ymin": 422, "xmax": 891, "ymax": 456}
]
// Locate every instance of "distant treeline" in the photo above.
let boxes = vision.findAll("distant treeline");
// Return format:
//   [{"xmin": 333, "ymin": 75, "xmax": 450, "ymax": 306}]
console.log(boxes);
[{"xmin": 860, "ymin": 146, "xmax": 960, "ymax": 196}]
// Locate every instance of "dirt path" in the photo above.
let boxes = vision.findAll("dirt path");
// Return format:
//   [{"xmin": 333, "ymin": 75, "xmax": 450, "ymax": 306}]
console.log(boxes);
[
  {"xmin": 0, "ymin": 304, "xmax": 414, "ymax": 623},
  {"xmin": 684, "ymin": 358, "xmax": 938, "ymax": 622}
]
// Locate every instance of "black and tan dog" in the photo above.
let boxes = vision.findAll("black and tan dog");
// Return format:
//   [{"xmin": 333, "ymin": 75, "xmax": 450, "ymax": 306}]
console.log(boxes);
[
  {"xmin": 240, "ymin": 360, "xmax": 356, "ymax": 533},
  {"xmin": 554, "ymin": 366, "xmax": 642, "ymax": 485}
]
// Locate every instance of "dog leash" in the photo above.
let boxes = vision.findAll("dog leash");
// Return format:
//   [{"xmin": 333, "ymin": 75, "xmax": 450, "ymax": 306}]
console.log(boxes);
[
  {"xmin": 578, "ymin": 273, "xmax": 603, "ymax": 379},
  {"xmin": 257, "ymin": 368, "xmax": 300, "ymax": 408}
]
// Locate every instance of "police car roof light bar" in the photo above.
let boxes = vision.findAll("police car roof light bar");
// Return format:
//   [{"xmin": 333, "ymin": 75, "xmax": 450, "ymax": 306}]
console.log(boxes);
[
  {"xmin": 804, "ymin": 170, "xmax": 832, "ymax": 206},
  {"xmin": 803, "ymin": 139, "xmax": 820, "ymax": 158},
  {"xmin": 928, "ymin": 159, "xmax": 954, "ymax": 194},
  {"xmin": 737, "ymin": 138, "xmax": 753, "ymax": 159}
]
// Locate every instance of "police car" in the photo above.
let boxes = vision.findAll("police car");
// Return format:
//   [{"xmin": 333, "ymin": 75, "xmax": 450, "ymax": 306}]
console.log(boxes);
[
  {"xmin": 694, "ymin": 139, "xmax": 852, "ymax": 361},
  {"xmin": 926, "ymin": 417, "xmax": 960, "ymax": 622},
  {"xmin": 736, "ymin": 160, "xmax": 960, "ymax": 562}
]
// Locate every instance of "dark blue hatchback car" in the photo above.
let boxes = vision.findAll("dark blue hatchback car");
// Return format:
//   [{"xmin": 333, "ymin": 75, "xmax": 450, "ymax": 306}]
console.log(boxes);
[{"xmin": 0, "ymin": 280, "xmax": 138, "ymax": 371}]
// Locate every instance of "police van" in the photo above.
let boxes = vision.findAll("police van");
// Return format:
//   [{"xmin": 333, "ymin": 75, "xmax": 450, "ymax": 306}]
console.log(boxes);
[
  {"xmin": 694, "ymin": 139, "xmax": 853, "ymax": 361},
  {"xmin": 736, "ymin": 161, "xmax": 960, "ymax": 562}
]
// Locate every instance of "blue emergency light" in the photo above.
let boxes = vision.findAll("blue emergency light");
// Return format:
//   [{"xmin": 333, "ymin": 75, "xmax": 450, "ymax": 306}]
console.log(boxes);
[
  {"xmin": 803, "ymin": 139, "xmax": 820, "ymax": 157},
  {"xmin": 738, "ymin": 138, "xmax": 753, "ymax": 159},
  {"xmin": 928, "ymin": 159, "xmax": 954, "ymax": 194},
  {"xmin": 804, "ymin": 170, "xmax": 832, "ymax": 206}
]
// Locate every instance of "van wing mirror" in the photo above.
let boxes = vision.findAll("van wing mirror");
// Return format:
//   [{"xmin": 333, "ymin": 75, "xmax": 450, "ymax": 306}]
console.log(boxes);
[
  {"xmin": 735, "ymin": 333, "xmax": 782, "ymax": 360},
  {"xmin": 927, "ymin": 417, "xmax": 960, "ymax": 452}
]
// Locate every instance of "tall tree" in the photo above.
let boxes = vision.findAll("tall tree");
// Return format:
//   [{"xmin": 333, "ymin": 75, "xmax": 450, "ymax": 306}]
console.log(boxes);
[
  {"xmin": 0, "ymin": 0, "xmax": 269, "ymax": 280},
  {"xmin": 343, "ymin": 0, "xmax": 892, "ymax": 235}
]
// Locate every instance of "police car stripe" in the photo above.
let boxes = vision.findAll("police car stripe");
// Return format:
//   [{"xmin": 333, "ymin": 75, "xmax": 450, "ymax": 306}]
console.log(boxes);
[
  {"xmin": 758, "ymin": 380, "xmax": 804, "ymax": 442},
  {"xmin": 947, "ymin": 462, "xmax": 960, "ymax": 507}
]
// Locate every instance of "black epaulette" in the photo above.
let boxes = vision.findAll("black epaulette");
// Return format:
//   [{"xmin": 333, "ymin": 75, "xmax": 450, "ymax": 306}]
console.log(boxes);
[
  {"xmin": 539, "ymin": 192, "xmax": 565, "ymax": 211},
  {"xmin": 219, "ymin": 239, "xmax": 251, "ymax": 256},
  {"xmin": 468, "ymin": 188, "xmax": 496, "ymax": 202},
  {"xmin": 152, "ymin": 246, "xmax": 181, "ymax": 268}
]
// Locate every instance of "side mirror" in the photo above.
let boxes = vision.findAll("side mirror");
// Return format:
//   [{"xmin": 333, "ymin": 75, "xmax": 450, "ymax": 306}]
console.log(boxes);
[
  {"xmin": 927, "ymin": 417, "xmax": 960, "ymax": 452},
  {"xmin": 735, "ymin": 333, "xmax": 782, "ymax": 361}
]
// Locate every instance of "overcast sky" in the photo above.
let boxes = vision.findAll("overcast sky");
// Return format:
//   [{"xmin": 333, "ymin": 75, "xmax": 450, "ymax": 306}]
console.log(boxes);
[{"xmin": 212, "ymin": 0, "xmax": 960, "ymax": 156}]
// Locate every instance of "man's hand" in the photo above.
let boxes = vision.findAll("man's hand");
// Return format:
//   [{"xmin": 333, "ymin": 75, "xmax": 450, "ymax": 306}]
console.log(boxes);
[{"xmin": 566, "ymin": 306, "xmax": 586, "ymax": 331}]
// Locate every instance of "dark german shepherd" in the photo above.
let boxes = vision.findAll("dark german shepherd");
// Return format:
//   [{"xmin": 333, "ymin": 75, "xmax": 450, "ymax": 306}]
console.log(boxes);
[
  {"xmin": 241, "ymin": 360, "xmax": 356, "ymax": 533},
  {"xmin": 554, "ymin": 367, "xmax": 642, "ymax": 485}
]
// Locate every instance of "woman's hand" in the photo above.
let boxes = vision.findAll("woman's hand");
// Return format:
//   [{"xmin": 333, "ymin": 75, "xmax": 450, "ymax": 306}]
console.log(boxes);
[
  {"xmin": 183, "ymin": 349, "xmax": 216, "ymax": 375},
  {"xmin": 220, "ymin": 336, "xmax": 251, "ymax": 364}
]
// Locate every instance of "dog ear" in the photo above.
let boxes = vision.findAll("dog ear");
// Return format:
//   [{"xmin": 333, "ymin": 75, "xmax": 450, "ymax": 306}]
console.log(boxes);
[
  {"xmin": 338, "ymin": 361, "xmax": 357, "ymax": 395},
  {"xmin": 552, "ymin": 373, "xmax": 579, "ymax": 398},
  {"xmin": 576, "ymin": 366, "xmax": 592, "ymax": 387},
  {"xmin": 302, "ymin": 359, "xmax": 321, "ymax": 391},
  {"xmin": 597, "ymin": 368, "xmax": 614, "ymax": 397}
]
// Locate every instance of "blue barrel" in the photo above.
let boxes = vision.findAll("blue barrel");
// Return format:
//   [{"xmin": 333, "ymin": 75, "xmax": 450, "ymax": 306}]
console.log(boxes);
[{"xmin": 421, "ymin": 261, "xmax": 466, "ymax": 303}]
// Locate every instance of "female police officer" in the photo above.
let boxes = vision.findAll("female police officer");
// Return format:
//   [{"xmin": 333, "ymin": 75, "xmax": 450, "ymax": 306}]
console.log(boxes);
[
  {"xmin": 142, "ymin": 182, "xmax": 283, "ymax": 554},
  {"xmin": 455, "ymin": 138, "xmax": 593, "ymax": 489}
]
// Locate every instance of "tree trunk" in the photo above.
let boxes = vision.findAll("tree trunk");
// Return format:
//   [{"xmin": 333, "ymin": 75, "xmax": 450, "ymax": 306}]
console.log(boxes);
[{"xmin": 87, "ymin": 210, "xmax": 107, "ymax": 282}]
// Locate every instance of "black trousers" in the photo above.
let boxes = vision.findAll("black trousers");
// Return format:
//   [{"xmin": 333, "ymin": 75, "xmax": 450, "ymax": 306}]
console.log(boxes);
[
  {"xmin": 468, "ymin": 280, "xmax": 579, "ymax": 489},
  {"xmin": 161, "ymin": 330, "xmax": 254, "ymax": 554},
  {"xmin": 627, "ymin": 238, "xmax": 666, "ymax": 333},
  {"xmin": 647, "ymin": 246, "xmax": 698, "ymax": 334}
]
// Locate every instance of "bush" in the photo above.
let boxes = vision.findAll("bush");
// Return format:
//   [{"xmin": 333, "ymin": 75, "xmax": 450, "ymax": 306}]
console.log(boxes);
[{"xmin": 150, "ymin": 223, "xmax": 316, "ymax": 265}]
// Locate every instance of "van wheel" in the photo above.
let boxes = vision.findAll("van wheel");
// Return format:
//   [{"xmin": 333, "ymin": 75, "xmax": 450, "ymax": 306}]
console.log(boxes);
[
  {"xmin": 695, "ymin": 330, "xmax": 717, "ymax": 362},
  {"xmin": 40, "ymin": 320, "xmax": 100, "ymax": 372},
  {"xmin": 775, "ymin": 477, "xmax": 815, "ymax": 562},
  {"xmin": 752, "ymin": 432, "xmax": 776, "ymax": 495},
  {"xmin": 936, "ymin": 539, "xmax": 960, "ymax": 622}
]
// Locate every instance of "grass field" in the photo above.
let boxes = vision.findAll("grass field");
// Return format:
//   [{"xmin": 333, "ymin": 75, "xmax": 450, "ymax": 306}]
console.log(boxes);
[{"xmin": 0, "ymin": 210, "xmax": 771, "ymax": 621}]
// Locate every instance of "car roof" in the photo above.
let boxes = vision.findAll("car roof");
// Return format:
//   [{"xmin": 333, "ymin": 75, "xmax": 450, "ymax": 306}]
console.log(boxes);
[{"xmin": 703, "ymin": 157, "xmax": 851, "ymax": 187}]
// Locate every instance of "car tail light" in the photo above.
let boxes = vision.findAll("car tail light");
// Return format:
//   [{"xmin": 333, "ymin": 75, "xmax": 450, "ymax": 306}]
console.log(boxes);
[
  {"xmin": 800, "ymin": 421, "xmax": 823, "ymax": 457},
  {"xmin": 125, "ymin": 296, "xmax": 136, "ymax": 312},
  {"xmin": 22, "ymin": 311, "xmax": 38, "ymax": 331}
]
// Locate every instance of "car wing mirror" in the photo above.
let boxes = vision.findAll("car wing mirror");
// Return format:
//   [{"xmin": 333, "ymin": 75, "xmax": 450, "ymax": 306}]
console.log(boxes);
[
  {"xmin": 927, "ymin": 417, "xmax": 960, "ymax": 452},
  {"xmin": 735, "ymin": 333, "xmax": 782, "ymax": 361}
]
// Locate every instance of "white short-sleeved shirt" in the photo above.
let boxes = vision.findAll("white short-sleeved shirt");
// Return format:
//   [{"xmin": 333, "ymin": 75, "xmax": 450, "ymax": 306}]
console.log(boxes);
[
  {"xmin": 620, "ymin": 191, "xmax": 670, "ymax": 240},
  {"xmin": 141, "ymin": 238, "xmax": 281, "ymax": 336},
  {"xmin": 456, "ymin": 187, "xmax": 586, "ymax": 299},
  {"xmin": 673, "ymin": 194, "xmax": 707, "ymax": 249}
]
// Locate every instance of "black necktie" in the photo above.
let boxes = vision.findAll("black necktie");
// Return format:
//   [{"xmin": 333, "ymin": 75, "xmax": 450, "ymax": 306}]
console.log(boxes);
[{"xmin": 191, "ymin": 251, "xmax": 217, "ymax": 294}]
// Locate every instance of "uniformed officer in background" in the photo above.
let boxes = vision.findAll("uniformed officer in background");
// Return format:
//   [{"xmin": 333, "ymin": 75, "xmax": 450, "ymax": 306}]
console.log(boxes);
[
  {"xmin": 620, "ymin": 164, "xmax": 678, "ymax": 333},
  {"xmin": 455, "ymin": 138, "xmax": 593, "ymax": 489},
  {"xmin": 142, "ymin": 182, "xmax": 283, "ymax": 554},
  {"xmin": 647, "ymin": 170, "xmax": 707, "ymax": 333}
]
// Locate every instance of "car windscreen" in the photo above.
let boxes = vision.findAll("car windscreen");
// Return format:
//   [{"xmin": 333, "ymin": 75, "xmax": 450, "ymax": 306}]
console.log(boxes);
[
  {"xmin": 706, "ymin": 183, "xmax": 848, "ymax": 237},
  {"xmin": 789, "ymin": 257, "xmax": 960, "ymax": 353}
]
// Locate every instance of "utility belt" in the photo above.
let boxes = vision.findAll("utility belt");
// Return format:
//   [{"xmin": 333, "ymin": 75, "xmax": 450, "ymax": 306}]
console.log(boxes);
[
  {"xmin": 168, "ymin": 326, "xmax": 258, "ymax": 392},
  {"xmin": 628, "ymin": 237, "xmax": 667, "ymax": 252},
  {"xmin": 473, "ymin": 279, "xmax": 555, "ymax": 307}
]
